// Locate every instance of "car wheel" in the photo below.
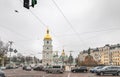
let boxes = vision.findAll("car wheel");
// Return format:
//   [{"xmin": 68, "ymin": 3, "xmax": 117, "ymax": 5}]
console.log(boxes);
[
  {"xmin": 112, "ymin": 74, "xmax": 115, "ymax": 76},
  {"xmin": 96, "ymin": 73, "xmax": 100, "ymax": 75},
  {"xmin": 72, "ymin": 70, "xmax": 75, "ymax": 73},
  {"xmin": 117, "ymin": 72, "xmax": 120, "ymax": 76},
  {"xmin": 57, "ymin": 70, "xmax": 60, "ymax": 73},
  {"xmin": 100, "ymin": 72, "xmax": 104, "ymax": 76},
  {"xmin": 60, "ymin": 72, "xmax": 63, "ymax": 74},
  {"xmin": 74, "ymin": 70, "xmax": 76, "ymax": 73},
  {"xmin": 84, "ymin": 70, "xmax": 86, "ymax": 72},
  {"xmin": 52, "ymin": 71, "xmax": 55, "ymax": 74},
  {"xmin": 46, "ymin": 71, "xmax": 49, "ymax": 73},
  {"xmin": 85, "ymin": 70, "xmax": 87, "ymax": 72}
]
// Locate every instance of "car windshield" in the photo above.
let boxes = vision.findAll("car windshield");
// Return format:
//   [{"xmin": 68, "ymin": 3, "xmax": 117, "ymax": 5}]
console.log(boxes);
[
  {"xmin": 93, "ymin": 67, "xmax": 99, "ymax": 69},
  {"xmin": 53, "ymin": 66, "xmax": 61, "ymax": 68},
  {"xmin": 95, "ymin": 66, "xmax": 103, "ymax": 69},
  {"xmin": 80, "ymin": 66, "xmax": 87, "ymax": 69},
  {"xmin": 101, "ymin": 66, "xmax": 109, "ymax": 70}
]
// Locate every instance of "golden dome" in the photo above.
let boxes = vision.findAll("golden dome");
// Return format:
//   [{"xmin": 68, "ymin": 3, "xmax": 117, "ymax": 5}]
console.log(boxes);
[
  {"xmin": 44, "ymin": 29, "xmax": 52, "ymax": 40},
  {"xmin": 61, "ymin": 49, "xmax": 65, "ymax": 56}
]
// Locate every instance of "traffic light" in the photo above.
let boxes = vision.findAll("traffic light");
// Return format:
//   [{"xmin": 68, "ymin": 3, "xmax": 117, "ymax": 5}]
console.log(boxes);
[
  {"xmin": 23, "ymin": 0, "xmax": 30, "ymax": 9},
  {"xmin": 31, "ymin": 0, "xmax": 37, "ymax": 8},
  {"xmin": 14, "ymin": 49, "xmax": 17, "ymax": 53}
]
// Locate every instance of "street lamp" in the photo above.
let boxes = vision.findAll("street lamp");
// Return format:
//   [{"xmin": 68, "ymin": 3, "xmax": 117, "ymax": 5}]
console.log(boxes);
[{"xmin": 8, "ymin": 41, "xmax": 17, "ymax": 65}]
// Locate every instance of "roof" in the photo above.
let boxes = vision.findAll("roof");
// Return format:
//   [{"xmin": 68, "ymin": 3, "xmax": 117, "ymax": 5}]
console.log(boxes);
[{"xmin": 44, "ymin": 29, "xmax": 52, "ymax": 40}]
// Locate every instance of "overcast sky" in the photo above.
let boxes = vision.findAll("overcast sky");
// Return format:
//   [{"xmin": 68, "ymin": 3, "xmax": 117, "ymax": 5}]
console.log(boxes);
[{"xmin": 0, "ymin": 0, "xmax": 120, "ymax": 58}]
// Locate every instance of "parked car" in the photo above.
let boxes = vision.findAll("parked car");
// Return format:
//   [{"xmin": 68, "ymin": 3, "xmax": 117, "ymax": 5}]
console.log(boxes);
[
  {"xmin": 89, "ymin": 66, "xmax": 104, "ymax": 73},
  {"xmin": 96, "ymin": 66, "xmax": 120, "ymax": 76},
  {"xmin": 33, "ymin": 65, "xmax": 43, "ymax": 71},
  {"xmin": 0, "ymin": 67, "xmax": 6, "ymax": 70},
  {"xmin": 43, "ymin": 66, "xmax": 52, "ymax": 71},
  {"xmin": 42, "ymin": 66, "xmax": 47, "ymax": 71},
  {"xmin": 15, "ymin": 66, "xmax": 19, "ymax": 68},
  {"xmin": 71, "ymin": 66, "xmax": 88, "ymax": 73},
  {"xmin": 25, "ymin": 66, "xmax": 32, "ymax": 71},
  {"xmin": 6, "ymin": 66, "xmax": 13, "ymax": 69},
  {"xmin": 45, "ymin": 65, "xmax": 64, "ymax": 73},
  {"xmin": 0, "ymin": 70, "xmax": 6, "ymax": 77},
  {"xmin": 22, "ymin": 66, "xmax": 27, "ymax": 70},
  {"xmin": 22, "ymin": 65, "xmax": 31, "ymax": 71}
]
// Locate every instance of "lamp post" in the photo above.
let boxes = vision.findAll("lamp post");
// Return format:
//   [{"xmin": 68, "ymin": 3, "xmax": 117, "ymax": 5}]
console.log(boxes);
[
  {"xmin": 8, "ymin": 41, "xmax": 17, "ymax": 65},
  {"xmin": 9, "ymin": 41, "xmax": 13, "ymax": 64}
]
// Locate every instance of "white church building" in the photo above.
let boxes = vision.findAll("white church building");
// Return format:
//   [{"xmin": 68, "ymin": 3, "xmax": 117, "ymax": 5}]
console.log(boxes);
[{"xmin": 42, "ymin": 29, "xmax": 75, "ymax": 66}]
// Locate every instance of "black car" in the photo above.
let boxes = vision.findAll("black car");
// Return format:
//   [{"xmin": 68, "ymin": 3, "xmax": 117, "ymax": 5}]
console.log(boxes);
[
  {"xmin": 0, "ymin": 70, "xmax": 6, "ymax": 77},
  {"xmin": 6, "ymin": 66, "xmax": 13, "ymax": 69},
  {"xmin": 96, "ymin": 66, "xmax": 120, "ymax": 76},
  {"xmin": 71, "ymin": 66, "xmax": 88, "ymax": 73},
  {"xmin": 22, "ymin": 66, "xmax": 27, "ymax": 70},
  {"xmin": 33, "ymin": 65, "xmax": 43, "ymax": 71}
]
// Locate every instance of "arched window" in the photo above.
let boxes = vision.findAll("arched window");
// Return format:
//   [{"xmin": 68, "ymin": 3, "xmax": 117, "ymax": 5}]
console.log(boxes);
[{"xmin": 47, "ymin": 41, "xmax": 49, "ymax": 44}]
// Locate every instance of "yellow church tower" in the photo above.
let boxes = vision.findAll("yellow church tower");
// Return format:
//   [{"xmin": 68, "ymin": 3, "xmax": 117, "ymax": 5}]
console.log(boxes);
[{"xmin": 42, "ymin": 29, "xmax": 53, "ymax": 66}]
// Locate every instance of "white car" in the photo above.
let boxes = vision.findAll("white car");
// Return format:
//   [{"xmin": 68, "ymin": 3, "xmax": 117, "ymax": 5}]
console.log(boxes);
[
  {"xmin": 25, "ymin": 66, "xmax": 32, "ymax": 71},
  {"xmin": 0, "ymin": 67, "xmax": 6, "ymax": 70}
]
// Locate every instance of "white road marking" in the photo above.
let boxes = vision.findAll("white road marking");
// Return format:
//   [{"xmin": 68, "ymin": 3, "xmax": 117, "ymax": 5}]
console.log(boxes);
[{"xmin": 68, "ymin": 72, "xmax": 71, "ymax": 77}]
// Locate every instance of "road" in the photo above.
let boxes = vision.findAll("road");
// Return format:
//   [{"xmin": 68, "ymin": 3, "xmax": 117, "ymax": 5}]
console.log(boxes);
[{"xmin": 3, "ymin": 68, "xmax": 119, "ymax": 77}]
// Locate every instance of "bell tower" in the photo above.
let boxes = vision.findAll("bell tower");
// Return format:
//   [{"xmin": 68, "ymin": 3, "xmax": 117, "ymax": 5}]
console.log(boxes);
[{"xmin": 42, "ymin": 29, "xmax": 53, "ymax": 66}]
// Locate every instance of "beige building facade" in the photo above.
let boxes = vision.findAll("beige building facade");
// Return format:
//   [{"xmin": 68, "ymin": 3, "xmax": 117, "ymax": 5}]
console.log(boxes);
[
  {"xmin": 111, "ymin": 47, "xmax": 120, "ymax": 65},
  {"xmin": 78, "ymin": 44, "xmax": 120, "ymax": 66}
]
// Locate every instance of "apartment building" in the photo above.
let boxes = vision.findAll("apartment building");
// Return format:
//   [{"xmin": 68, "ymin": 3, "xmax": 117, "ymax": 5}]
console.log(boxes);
[
  {"xmin": 110, "ymin": 46, "xmax": 120, "ymax": 65},
  {"xmin": 78, "ymin": 44, "xmax": 120, "ymax": 66}
]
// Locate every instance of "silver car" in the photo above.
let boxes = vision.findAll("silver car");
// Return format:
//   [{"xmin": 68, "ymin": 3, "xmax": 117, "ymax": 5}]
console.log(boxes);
[
  {"xmin": 96, "ymin": 66, "xmax": 120, "ymax": 76},
  {"xmin": 46, "ymin": 65, "xmax": 64, "ymax": 73},
  {"xmin": 0, "ymin": 70, "xmax": 5, "ymax": 77}
]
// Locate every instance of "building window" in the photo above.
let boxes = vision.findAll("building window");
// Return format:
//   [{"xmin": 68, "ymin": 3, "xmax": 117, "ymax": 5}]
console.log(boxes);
[
  {"xmin": 47, "ymin": 41, "xmax": 49, "ymax": 44},
  {"xmin": 47, "ymin": 47, "xmax": 49, "ymax": 49}
]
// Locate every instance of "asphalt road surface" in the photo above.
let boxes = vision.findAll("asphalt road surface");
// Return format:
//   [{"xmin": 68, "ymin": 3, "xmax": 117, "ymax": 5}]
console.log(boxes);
[{"xmin": 3, "ymin": 68, "xmax": 119, "ymax": 77}]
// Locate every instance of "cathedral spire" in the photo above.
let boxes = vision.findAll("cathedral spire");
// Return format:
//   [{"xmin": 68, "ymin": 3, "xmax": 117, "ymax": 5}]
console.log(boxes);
[
  {"xmin": 62, "ymin": 49, "xmax": 65, "ymax": 56},
  {"xmin": 47, "ymin": 28, "xmax": 49, "ymax": 34},
  {"xmin": 44, "ymin": 29, "xmax": 52, "ymax": 40}
]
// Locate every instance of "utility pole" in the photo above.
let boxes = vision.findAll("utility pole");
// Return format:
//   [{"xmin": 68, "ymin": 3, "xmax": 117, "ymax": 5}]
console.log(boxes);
[
  {"xmin": 8, "ymin": 41, "xmax": 17, "ymax": 65},
  {"xmin": 9, "ymin": 41, "xmax": 13, "ymax": 65}
]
